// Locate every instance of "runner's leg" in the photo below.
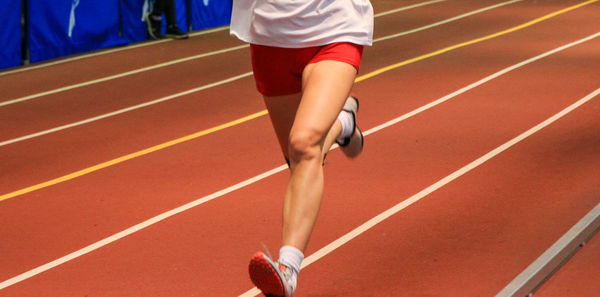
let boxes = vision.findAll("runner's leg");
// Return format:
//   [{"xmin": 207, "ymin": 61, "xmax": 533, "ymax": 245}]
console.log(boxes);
[
  {"xmin": 281, "ymin": 60, "xmax": 357, "ymax": 252},
  {"xmin": 251, "ymin": 59, "xmax": 357, "ymax": 297}
]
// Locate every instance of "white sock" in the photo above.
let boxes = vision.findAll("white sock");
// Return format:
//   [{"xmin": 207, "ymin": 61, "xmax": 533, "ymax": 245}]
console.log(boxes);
[
  {"xmin": 279, "ymin": 246, "xmax": 303, "ymax": 274},
  {"xmin": 278, "ymin": 246, "xmax": 303, "ymax": 292},
  {"xmin": 336, "ymin": 110, "xmax": 354, "ymax": 142}
]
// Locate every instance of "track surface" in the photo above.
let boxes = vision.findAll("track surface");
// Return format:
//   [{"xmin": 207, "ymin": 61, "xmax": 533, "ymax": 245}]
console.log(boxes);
[{"xmin": 1, "ymin": 1, "xmax": 599, "ymax": 296}]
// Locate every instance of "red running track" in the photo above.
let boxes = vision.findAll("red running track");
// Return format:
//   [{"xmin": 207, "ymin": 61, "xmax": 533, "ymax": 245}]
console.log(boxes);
[{"xmin": 0, "ymin": 0, "xmax": 599, "ymax": 296}]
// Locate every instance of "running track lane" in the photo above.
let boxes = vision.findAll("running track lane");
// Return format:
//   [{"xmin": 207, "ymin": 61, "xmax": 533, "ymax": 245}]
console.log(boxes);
[
  {"xmin": 0, "ymin": 0, "xmax": 596, "ymax": 296},
  {"xmin": 0, "ymin": 29, "xmax": 245, "ymax": 101},
  {"xmin": 0, "ymin": 46, "xmax": 253, "ymax": 141}
]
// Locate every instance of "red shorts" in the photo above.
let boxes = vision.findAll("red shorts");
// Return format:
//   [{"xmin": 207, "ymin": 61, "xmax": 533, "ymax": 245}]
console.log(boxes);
[{"xmin": 250, "ymin": 42, "xmax": 364, "ymax": 96}]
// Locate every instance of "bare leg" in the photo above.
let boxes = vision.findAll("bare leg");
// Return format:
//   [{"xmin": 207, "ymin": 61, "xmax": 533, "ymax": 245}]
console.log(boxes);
[
  {"xmin": 263, "ymin": 95, "xmax": 342, "ymax": 163},
  {"xmin": 266, "ymin": 60, "xmax": 357, "ymax": 252},
  {"xmin": 248, "ymin": 60, "xmax": 357, "ymax": 297}
]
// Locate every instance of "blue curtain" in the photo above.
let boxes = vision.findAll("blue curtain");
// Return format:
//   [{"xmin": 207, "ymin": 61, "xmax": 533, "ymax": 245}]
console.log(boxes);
[
  {"xmin": 3, "ymin": 0, "xmax": 232, "ymax": 68},
  {"xmin": 29, "ymin": 0, "xmax": 127, "ymax": 63},
  {"xmin": 121, "ymin": 0, "xmax": 149, "ymax": 44},
  {"xmin": 0, "ymin": 0, "xmax": 21, "ymax": 69},
  {"xmin": 190, "ymin": 0, "xmax": 231, "ymax": 31}
]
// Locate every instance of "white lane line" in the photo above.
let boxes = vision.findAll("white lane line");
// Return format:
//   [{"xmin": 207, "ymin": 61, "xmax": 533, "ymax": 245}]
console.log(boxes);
[
  {"xmin": 0, "ymin": 164, "xmax": 289, "ymax": 291},
  {"xmin": 239, "ymin": 88, "xmax": 600, "ymax": 296},
  {"xmin": 0, "ymin": 26, "xmax": 230, "ymax": 77},
  {"xmin": 1, "ymin": 32, "xmax": 596, "ymax": 291},
  {"xmin": 374, "ymin": 0, "xmax": 524, "ymax": 42},
  {"xmin": 0, "ymin": 0, "xmax": 460, "ymax": 107},
  {"xmin": 0, "ymin": 72, "xmax": 253, "ymax": 147},
  {"xmin": 0, "ymin": 44, "xmax": 250, "ymax": 107},
  {"xmin": 0, "ymin": 0, "xmax": 524, "ymax": 146}
]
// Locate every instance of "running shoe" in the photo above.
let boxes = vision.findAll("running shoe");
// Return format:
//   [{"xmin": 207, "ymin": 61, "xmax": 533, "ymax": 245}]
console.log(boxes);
[
  {"xmin": 336, "ymin": 96, "xmax": 364, "ymax": 158},
  {"xmin": 165, "ymin": 25, "xmax": 189, "ymax": 39},
  {"xmin": 249, "ymin": 252, "xmax": 295, "ymax": 297}
]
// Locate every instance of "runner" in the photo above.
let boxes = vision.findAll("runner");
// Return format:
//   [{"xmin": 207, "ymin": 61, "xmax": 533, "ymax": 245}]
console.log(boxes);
[{"xmin": 230, "ymin": 1, "xmax": 374, "ymax": 296}]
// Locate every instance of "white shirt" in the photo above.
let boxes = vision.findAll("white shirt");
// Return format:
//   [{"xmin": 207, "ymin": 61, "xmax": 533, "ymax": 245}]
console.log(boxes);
[{"xmin": 230, "ymin": 0, "xmax": 374, "ymax": 48}]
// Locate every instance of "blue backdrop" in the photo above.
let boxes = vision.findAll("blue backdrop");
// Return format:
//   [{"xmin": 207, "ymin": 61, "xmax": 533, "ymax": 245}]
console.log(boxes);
[
  {"xmin": 190, "ymin": 0, "xmax": 232, "ymax": 30},
  {"xmin": 121, "ymin": 0, "xmax": 153, "ymax": 44},
  {"xmin": 1, "ymin": 0, "xmax": 232, "ymax": 70},
  {"xmin": 0, "ymin": 0, "xmax": 22, "ymax": 69},
  {"xmin": 28, "ymin": 0, "xmax": 127, "ymax": 63}
]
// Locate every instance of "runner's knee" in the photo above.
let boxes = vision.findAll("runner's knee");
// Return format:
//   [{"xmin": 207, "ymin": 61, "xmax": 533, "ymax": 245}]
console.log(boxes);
[{"xmin": 288, "ymin": 128, "xmax": 323, "ymax": 163}]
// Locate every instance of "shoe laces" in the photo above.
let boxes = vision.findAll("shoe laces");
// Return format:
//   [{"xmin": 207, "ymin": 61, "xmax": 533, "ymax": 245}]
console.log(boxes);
[
  {"xmin": 260, "ymin": 242, "xmax": 274, "ymax": 259},
  {"xmin": 278, "ymin": 263, "xmax": 297, "ymax": 296}
]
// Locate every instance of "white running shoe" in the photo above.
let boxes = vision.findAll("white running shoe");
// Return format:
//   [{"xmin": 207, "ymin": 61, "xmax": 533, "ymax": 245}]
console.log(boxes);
[{"xmin": 336, "ymin": 96, "xmax": 363, "ymax": 158}]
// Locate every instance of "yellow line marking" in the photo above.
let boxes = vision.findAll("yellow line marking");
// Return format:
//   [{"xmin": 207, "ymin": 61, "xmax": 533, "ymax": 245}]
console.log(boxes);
[
  {"xmin": 0, "ymin": 110, "xmax": 268, "ymax": 202},
  {"xmin": 1, "ymin": 0, "xmax": 595, "ymax": 202}
]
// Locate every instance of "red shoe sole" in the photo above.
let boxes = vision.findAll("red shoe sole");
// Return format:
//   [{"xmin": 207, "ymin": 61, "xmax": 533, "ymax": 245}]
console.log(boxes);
[{"xmin": 249, "ymin": 252, "xmax": 286, "ymax": 297}]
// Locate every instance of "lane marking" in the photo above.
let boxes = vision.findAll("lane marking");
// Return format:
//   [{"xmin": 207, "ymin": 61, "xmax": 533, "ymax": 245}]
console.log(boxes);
[
  {"xmin": 1, "ymin": 32, "xmax": 597, "ymax": 290},
  {"xmin": 0, "ymin": 0, "xmax": 447, "ymax": 107},
  {"xmin": 0, "ymin": 109, "xmax": 268, "ymax": 202},
  {"xmin": 0, "ymin": 3, "xmax": 595, "ymax": 202},
  {"xmin": 362, "ymin": 32, "xmax": 599, "ymax": 137},
  {"xmin": 0, "ymin": 45, "xmax": 250, "ymax": 107},
  {"xmin": 240, "ymin": 88, "xmax": 600, "ymax": 296},
  {"xmin": 0, "ymin": 0, "xmax": 525, "ymax": 146},
  {"xmin": 0, "ymin": 72, "xmax": 254, "ymax": 147},
  {"xmin": 0, "ymin": 164, "xmax": 289, "ymax": 291},
  {"xmin": 0, "ymin": 26, "xmax": 230, "ymax": 77}
]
